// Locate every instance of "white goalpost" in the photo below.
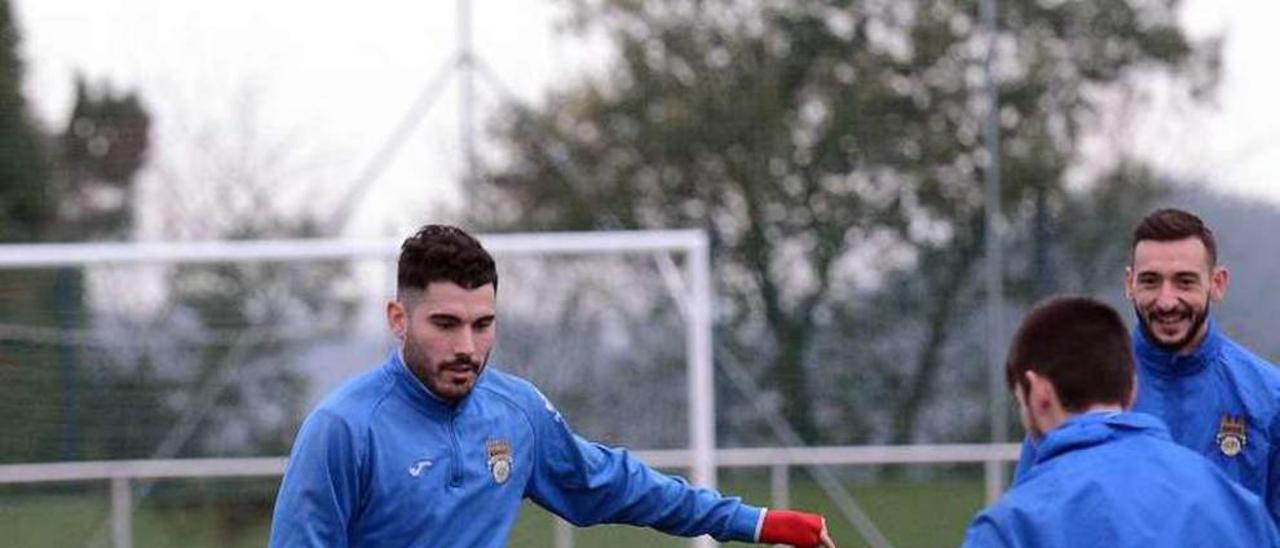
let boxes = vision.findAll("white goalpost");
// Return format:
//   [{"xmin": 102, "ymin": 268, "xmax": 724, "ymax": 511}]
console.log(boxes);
[{"xmin": 0, "ymin": 229, "xmax": 719, "ymax": 547}]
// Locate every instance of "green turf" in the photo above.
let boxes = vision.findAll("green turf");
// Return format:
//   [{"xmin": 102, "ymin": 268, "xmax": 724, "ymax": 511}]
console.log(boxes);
[{"xmin": 0, "ymin": 475, "xmax": 986, "ymax": 547}]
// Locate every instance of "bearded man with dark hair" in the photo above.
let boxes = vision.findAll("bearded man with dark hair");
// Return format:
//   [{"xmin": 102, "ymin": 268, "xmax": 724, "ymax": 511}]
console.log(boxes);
[
  {"xmin": 269, "ymin": 224, "xmax": 834, "ymax": 547},
  {"xmin": 1012, "ymin": 208, "xmax": 1280, "ymax": 526}
]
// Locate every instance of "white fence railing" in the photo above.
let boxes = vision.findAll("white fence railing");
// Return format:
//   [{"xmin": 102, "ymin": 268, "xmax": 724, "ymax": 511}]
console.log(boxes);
[{"xmin": 0, "ymin": 443, "xmax": 1021, "ymax": 548}]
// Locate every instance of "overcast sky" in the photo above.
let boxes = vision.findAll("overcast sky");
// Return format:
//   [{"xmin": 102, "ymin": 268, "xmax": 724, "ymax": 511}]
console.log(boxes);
[{"xmin": 12, "ymin": 0, "xmax": 1280, "ymax": 241}]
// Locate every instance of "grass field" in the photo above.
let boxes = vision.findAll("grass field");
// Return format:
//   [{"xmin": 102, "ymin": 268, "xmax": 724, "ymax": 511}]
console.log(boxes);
[{"xmin": 0, "ymin": 472, "xmax": 986, "ymax": 547}]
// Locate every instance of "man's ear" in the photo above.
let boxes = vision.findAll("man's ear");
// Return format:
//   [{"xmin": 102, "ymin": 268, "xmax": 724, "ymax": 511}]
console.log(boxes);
[
  {"xmin": 387, "ymin": 299, "xmax": 408, "ymax": 340},
  {"xmin": 1024, "ymin": 370, "xmax": 1058, "ymax": 414},
  {"xmin": 1210, "ymin": 266, "xmax": 1229, "ymax": 303}
]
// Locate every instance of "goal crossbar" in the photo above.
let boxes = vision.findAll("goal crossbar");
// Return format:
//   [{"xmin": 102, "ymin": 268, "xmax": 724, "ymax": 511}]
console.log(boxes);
[{"xmin": 0, "ymin": 230, "xmax": 708, "ymax": 268}]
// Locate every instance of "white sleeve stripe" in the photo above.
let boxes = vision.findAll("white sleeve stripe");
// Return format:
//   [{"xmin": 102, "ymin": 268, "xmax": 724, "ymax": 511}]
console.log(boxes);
[{"xmin": 754, "ymin": 507, "xmax": 768, "ymax": 542}]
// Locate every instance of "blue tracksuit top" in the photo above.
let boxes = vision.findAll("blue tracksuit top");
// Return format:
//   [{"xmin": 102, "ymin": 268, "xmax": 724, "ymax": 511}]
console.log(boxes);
[
  {"xmin": 1132, "ymin": 316, "xmax": 1280, "ymax": 522},
  {"xmin": 1013, "ymin": 317, "xmax": 1280, "ymax": 522},
  {"xmin": 268, "ymin": 351, "xmax": 764, "ymax": 547},
  {"xmin": 966, "ymin": 411, "xmax": 1279, "ymax": 547}
]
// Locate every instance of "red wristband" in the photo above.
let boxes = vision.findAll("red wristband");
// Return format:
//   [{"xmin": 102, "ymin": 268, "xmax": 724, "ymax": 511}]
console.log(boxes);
[{"xmin": 759, "ymin": 509, "xmax": 824, "ymax": 546}]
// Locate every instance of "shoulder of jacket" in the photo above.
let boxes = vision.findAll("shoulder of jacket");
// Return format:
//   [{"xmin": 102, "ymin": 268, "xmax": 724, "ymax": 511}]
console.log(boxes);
[
  {"xmin": 312, "ymin": 365, "xmax": 399, "ymax": 432},
  {"xmin": 987, "ymin": 478, "xmax": 1050, "ymax": 521},
  {"xmin": 1217, "ymin": 336, "xmax": 1277, "ymax": 370},
  {"xmin": 475, "ymin": 368, "xmax": 550, "ymax": 419},
  {"xmin": 1217, "ymin": 339, "xmax": 1280, "ymax": 395}
]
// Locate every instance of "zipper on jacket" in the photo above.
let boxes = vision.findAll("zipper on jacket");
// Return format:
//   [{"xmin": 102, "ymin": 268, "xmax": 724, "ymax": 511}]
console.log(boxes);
[
  {"xmin": 1172, "ymin": 356, "xmax": 1187, "ymax": 442},
  {"xmin": 448, "ymin": 409, "xmax": 463, "ymax": 487}
]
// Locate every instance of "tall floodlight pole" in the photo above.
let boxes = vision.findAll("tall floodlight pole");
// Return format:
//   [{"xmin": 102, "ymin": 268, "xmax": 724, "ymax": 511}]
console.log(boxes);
[
  {"xmin": 981, "ymin": 0, "xmax": 1007, "ymax": 504},
  {"xmin": 458, "ymin": 0, "xmax": 477, "ymax": 212}
]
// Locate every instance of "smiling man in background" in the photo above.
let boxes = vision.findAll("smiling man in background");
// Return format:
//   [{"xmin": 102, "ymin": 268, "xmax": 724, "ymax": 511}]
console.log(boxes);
[
  {"xmin": 1012, "ymin": 207, "xmax": 1280, "ymax": 524},
  {"xmin": 1125, "ymin": 208, "xmax": 1280, "ymax": 521}
]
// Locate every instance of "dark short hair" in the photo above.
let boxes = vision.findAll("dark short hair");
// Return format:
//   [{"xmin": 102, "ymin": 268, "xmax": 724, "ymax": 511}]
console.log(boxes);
[
  {"xmin": 397, "ymin": 225, "xmax": 497, "ymax": 298},
  {"xmin": 1131, "ymin": 208, "xmax": 1217, "ymax": 266},
  {"xmin": 1005, "ymin": 296, "xmax": 1133, "ymax": 412}
]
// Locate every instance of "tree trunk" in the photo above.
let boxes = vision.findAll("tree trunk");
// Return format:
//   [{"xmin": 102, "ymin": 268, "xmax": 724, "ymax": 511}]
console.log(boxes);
[
  {"xmin": 773, "ymin": 323, "xmax": 818, "ymax": 442},
  {"xmin": 889, "ymin": 238, "xmax": 983, "ymax": 445}
]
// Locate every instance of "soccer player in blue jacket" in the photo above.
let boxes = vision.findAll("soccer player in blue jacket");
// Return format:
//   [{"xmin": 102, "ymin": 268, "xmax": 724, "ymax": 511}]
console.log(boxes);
[
  {"xmin": 268, "ymin": 225, "xmax": 834, "ymax": 547},
  {"xmin": 965, "ymin": 296, "xmax": 1278, "ymax": 547},
  {"xmin": 1012, "ymin": 208, "xmax": 1280, "ymax": 523}
]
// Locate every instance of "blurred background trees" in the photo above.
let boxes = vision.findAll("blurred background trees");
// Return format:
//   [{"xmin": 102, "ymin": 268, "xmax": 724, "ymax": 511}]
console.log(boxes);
[
  {"xmin": 0, "ymin": 0, "xmax": 49, "ymax": 242},
  {"xmin": 1, "ymin": 0, "xmax": 157, "ymax": 461},
  {"xmin": 476, "ymin": 0, "xmax": 1217, "ymax": 444},
  {"xmin": 0, "ymin": 0, "xmax": 352, "ymax": 463}
]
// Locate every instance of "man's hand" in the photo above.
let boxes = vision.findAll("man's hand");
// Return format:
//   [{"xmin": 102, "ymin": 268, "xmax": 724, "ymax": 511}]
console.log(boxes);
[{"xmin": 759, "ymin": 509, "xmax": 837, "ymax": 547}]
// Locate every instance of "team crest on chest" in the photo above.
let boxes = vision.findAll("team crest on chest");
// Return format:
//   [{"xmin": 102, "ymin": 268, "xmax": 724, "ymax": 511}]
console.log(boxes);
[
  {"xmin": 486, "ymin": 439, "xmax": 513, "ymax": 484},
  {"xmin": 1216, "ymin": 414, "xmax": 1248, "ymax": 457}
]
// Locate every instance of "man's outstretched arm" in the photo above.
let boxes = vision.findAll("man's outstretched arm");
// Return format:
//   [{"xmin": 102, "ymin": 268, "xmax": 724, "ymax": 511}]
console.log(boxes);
[{"xmin": 521, "ymin": 386, "xmax": 833, "ymax": 545}]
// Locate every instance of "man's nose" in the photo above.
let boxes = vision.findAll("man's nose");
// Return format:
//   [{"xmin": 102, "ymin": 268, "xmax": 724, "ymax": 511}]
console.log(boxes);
[
  {"xmin": 1154, "ymin": 282, "xmax": 1181, "ymax": 310},
  {"xmin": 453, "ymin": 328, "xmax": 476, "ymax": 355}
]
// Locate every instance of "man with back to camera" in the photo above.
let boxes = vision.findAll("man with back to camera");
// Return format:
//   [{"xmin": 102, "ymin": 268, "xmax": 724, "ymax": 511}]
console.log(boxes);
[
  {"xmin": 964, "ymin": 296, "xmax": 1278, "ymax": 546},
  {"xmin": 1012, "ymin": 208, "xmax": 1280, "ymax": 522},
  {"xmin": 268, "ymin": 224, "xmax": 836, "ymax": 547}
]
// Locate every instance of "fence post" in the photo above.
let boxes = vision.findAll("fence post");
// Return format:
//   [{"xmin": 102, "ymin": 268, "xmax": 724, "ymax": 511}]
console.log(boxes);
[
  {"xmin": 110, "ymin": 476, "xmax": 132, "ymax": 548},
  {"xmin": 554, "ymin": 516, "xmax": 573, "ymax": 548},
  {"xmin": 984, "ymin": 459, "xmax": 1005, "ymax": 504},
  {"xmin": 770, "ymin": 464, "xmax": 790, "ymax": 510}
]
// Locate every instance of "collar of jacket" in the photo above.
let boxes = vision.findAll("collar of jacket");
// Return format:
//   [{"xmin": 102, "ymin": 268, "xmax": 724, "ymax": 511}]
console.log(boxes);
[
  {"xmin": 1033, "ymin": 411, "xmax": 1169, "ymax": 467},
  {"xmin": 385, "ymin": 349, "xmax": 480, "ymax": 416},
  {"xmin": 1132, "ymin": 314, "xmax": 1224, "ymax": 378}
]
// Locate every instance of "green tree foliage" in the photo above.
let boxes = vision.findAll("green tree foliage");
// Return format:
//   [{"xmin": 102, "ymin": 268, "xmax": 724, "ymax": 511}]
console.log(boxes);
[
  {"xmin": 54, "ymin": 77, "xmax": 151, "ymax": 239},
  {"xmin": 478, "ymin": 0, "xmax": 1214, "ymax": 443},
  {"xmin": 0, "ymin": 0, "xmax": 51, "ymax": 240}
]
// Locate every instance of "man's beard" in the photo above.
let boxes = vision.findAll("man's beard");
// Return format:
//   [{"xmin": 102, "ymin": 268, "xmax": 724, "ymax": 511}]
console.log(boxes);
[
  {"xmin": 403, "ymin": 333, "xmax": 485, "ymax": 402},
  {"xmin": 1135, "ymin": 299, "xmax": 1211, "ymax": 353}
]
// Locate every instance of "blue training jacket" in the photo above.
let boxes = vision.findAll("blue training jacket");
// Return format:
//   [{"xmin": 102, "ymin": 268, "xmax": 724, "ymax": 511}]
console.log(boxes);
[
  {"xmin": 268, "ymin": 352, "xmax": 763, "ymax": 547},
  {"xmin": 966, "ymin": 411, "xmax": 1279, "ymax": 547},
  {"xmin": 1013, "ymin": 317, "xmax": 1280, "ymax": 523}
]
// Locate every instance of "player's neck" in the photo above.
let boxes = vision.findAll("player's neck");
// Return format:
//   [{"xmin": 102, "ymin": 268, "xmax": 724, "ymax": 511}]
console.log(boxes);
[
  {"xmin": 1080, "ymin": 403, "xmax": 1123, "ymax": 414},
  {"xmin": 1175, "ymin": 323, "xmax": 1211, "ymax": 356},
  {"xmin": 1041, "ymin": 403, "xmax": 1123, "ymax": 435}
]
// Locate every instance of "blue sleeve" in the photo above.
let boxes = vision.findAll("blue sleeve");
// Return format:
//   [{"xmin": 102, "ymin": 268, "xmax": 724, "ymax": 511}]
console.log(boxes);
[
  {"xmin": 1267, "ymin": 415, "xmax": 1280, "ymax": 525},
  {"xmin": 269, "ymin": 409, "xmax": 362, "ymax": 548},
  {"xmin": 522, "ymin": 391, "xmax": 762, "ymax": 542},
  {"xmin": 961, "ymin": 513, "xmax": 1013, "ymax": 548},
  {"xmin": 1011, "ymin": 435, "xmax": 1037, "ymax": 484}
]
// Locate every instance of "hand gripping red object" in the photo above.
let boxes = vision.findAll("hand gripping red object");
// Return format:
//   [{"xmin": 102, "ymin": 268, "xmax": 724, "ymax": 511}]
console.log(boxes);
[{"xmin": 759, "ymin": 509, "xmax": 825, "ymax": 546}]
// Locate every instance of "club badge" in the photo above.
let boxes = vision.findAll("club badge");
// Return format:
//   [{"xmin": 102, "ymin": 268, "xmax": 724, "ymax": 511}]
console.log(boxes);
[
  {"xmin": 1216, "ymin": 414, "xmax": 1248, "ymax": 457},
  {"xmin": 487, "ymin": 439, "xmax": 513, "ymax": 485}
]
